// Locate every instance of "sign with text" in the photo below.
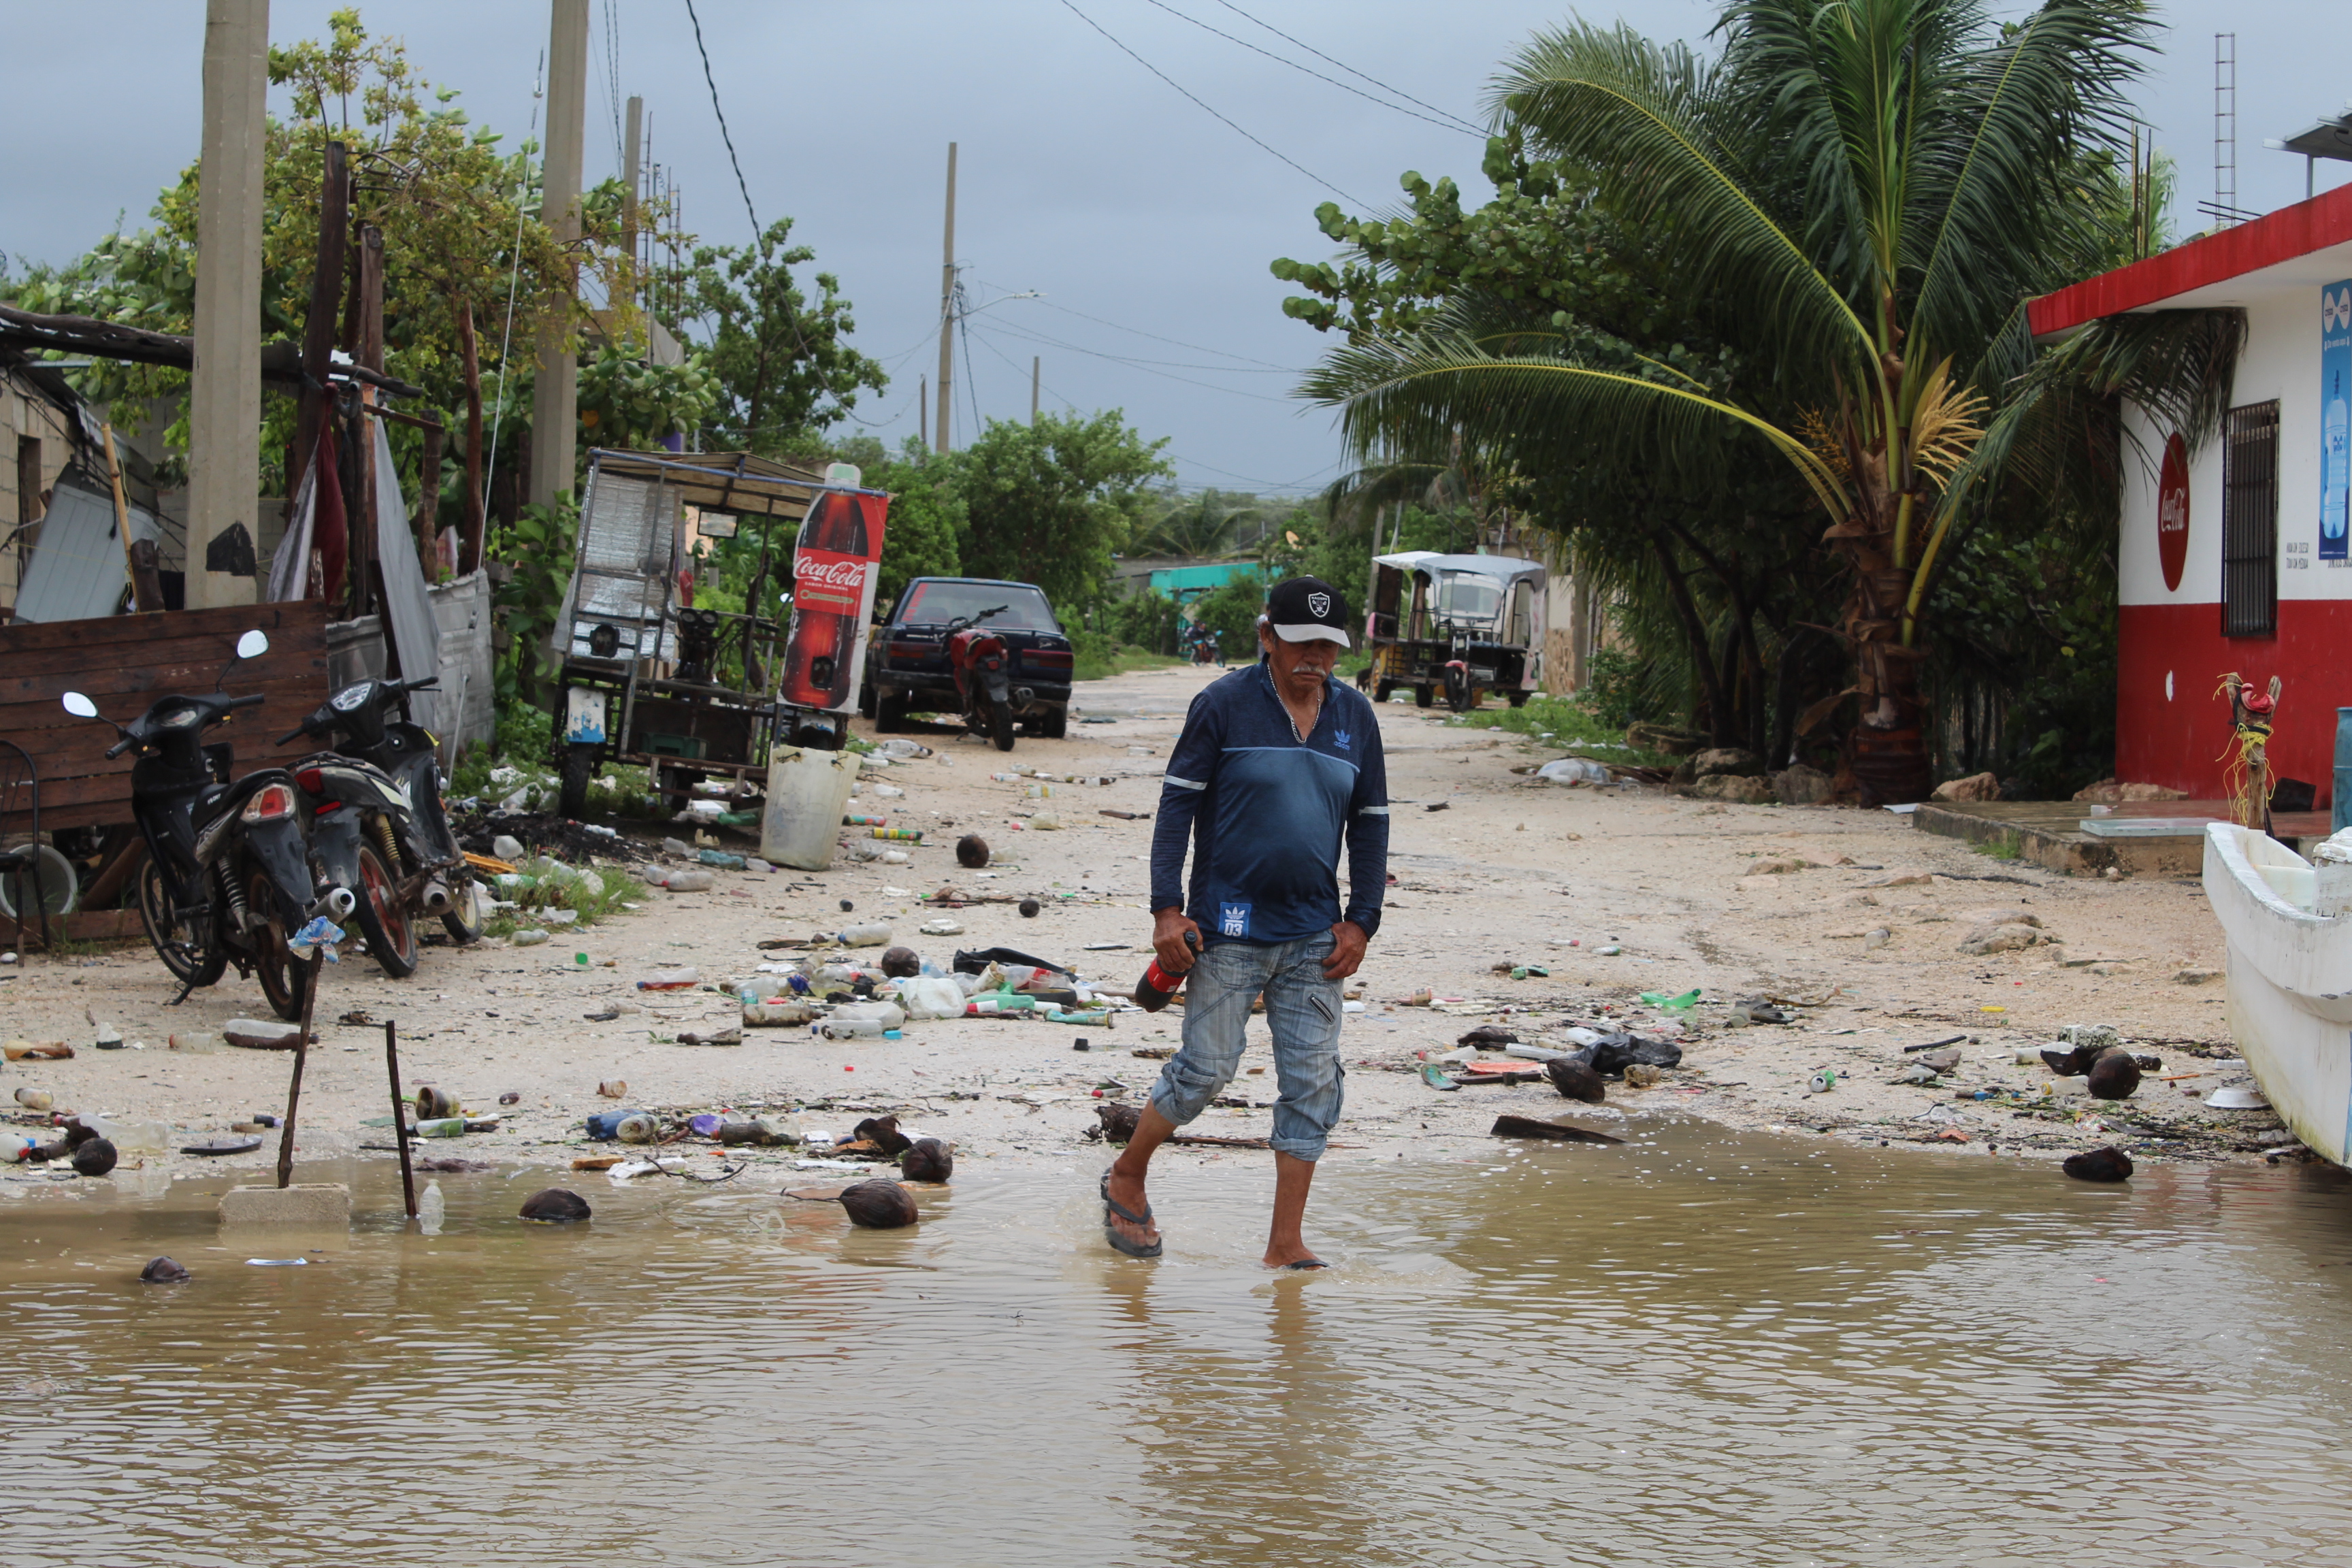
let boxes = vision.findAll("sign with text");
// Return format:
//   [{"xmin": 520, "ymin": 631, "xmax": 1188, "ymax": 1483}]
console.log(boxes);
[
  {"xmin": 2157, "ymin": 431, "xmax": 2189, "ymax": 591},
  {"xmin": 2323, "ymin": 279, "xmax": 2351, "ymax": 561}
]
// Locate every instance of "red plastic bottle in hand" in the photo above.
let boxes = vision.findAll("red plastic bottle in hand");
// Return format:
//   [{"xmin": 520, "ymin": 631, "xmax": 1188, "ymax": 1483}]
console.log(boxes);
[
  {"xmin": 1134, "ymin": 930, "xmax": 1202, "ymax": 1013},
  {"xmin": 781, "ymin": 491, "xmax": 874, "ymax": 710}
]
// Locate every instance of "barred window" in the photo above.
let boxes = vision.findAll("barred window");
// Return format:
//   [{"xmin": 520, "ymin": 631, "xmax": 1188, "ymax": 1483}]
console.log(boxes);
[{"xmin": 2221, "ymin": 400, "xmax": 2278, "ymax": 638}]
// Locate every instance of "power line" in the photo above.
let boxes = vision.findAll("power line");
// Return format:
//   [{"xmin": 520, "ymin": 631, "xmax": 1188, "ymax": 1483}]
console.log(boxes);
[
  {"xmin": 683, "ymin": 0, "xmax": 761, "ymax": 243},
  {"xmin": 966, "ymin": 321, "xmax": 1298, "ymax": 404},
  {"xmin": 1136, "ymin": 0, "xmax": 1482, "ymax": 140},
  {"xmin": 1207, "ymin": 0, "xmax": 1486, "ymax": 135},
  {"xmin": 1007, "ymin": 294, "xmax": 1304, "ymax": 370},
  {"xmin": 979, "ymin": 316, "xmax": 1296, "ymax": 374},
  {"xmin": 1054, "ymin": 0, "xmax": 1363, "ymax": 207}
]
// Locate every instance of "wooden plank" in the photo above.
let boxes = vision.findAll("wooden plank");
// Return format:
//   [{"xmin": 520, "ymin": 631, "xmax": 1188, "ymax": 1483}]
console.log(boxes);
[
  {"xmin": 0, "ymin": 908, "xmax": 144, "ymax": 944},
  {"xmin": 0, "ymin": 600, "xmax": 325, "ymax": 656}
]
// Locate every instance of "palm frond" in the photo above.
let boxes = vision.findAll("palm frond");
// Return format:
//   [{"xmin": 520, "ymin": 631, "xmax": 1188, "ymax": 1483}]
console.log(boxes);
[
  {"xmin": 1302, "ymin": 318, "xmax": 1850, "ymax": 521},
  {"xmin": 1488, "ymin": 20, "xmax": 1876, "ymax": 384}
]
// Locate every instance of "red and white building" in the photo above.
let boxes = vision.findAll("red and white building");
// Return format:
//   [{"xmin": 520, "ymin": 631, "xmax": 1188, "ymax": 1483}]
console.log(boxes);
[{"xmin": 2031, "ymin": 182, "xmax": 2352, "ymax": 802}]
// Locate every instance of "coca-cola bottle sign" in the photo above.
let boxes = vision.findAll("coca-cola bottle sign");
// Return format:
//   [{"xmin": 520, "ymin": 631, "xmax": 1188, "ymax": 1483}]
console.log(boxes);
[
  {"xmin": 781, "ymin": 489, "xmax": 891, "ymax": 713},
  {"xmin": 2157, "ymin": 431, "xmax": 2189, "ymax": 593}
]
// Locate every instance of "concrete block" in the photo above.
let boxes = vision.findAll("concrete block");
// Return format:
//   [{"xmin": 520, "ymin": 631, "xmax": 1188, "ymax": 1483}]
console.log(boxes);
[{"xmin": 218, "ymin": 1183, "xmax": 351, "ymax": 1228}]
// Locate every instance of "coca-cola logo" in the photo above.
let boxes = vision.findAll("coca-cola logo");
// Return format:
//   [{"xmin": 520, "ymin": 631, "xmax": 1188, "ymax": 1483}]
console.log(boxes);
[
  {"xmin": 2157, "ymin": 432, "xmax": 2189, "ymax": 593},
  {"xmin": 795, "ymin": 555, "xmax": 868, "ymax": 589}
]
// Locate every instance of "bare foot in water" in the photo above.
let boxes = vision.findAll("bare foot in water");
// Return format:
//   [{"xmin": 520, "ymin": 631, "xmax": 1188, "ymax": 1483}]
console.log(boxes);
[{"xmin": 1263, "ymin": 1243, "xmax": 1326, "ymax": 1269}]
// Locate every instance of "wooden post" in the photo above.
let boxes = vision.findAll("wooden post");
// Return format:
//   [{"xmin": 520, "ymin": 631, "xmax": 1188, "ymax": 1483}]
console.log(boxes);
[
  {"xmin": 276, "ymin": 951, "xmax": 324, "ymax": 1189},
  {"xmin": 99, "ymin": 424, "xmax": 161, "ymax": 612},
  {"xmin": 386, "ymin": 1019, "xmax": 417, "ymax": 1219},
  {"xmin": 935, "ymin": 142, "xmax": 957, "ymax": 455},
  {"xmin": 455, "ymin": 297, "xmax": 486, "ymax": 574},
  {"xmin": 293, "ymin": 141, "xmax": 350, "ymax": 491},
  {"xmin": 344, "ymin": 225, "xmax": 386, "ymax": 617},
  {"xmin": 186, "ymin": 0, "xmax": 267, "ymax": 611},
  {"xmin": 414, "ymin": 421, "xmax": 444, "ymax": 581}
]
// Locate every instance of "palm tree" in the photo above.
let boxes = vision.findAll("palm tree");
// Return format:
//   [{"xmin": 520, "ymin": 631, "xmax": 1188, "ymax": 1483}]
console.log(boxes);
[{"xmin": 1305, "ymin": 0, "xmax": 2214, "ymax": 801}]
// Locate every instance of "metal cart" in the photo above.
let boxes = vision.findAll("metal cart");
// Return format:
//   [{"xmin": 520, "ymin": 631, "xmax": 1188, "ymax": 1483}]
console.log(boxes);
[
  {"xmin": 551, "ymin": 448, "xmax": 843, "ymax": 819},
  {"xmin": 1363, "ymin": 551, "xmax": 1546, "ymax": 710}
]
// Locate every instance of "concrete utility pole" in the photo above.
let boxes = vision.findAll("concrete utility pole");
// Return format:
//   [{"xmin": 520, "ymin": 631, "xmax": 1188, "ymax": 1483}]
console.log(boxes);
[
  {"xmin": 1030, "ymin": 357, "xmax": 1039, "ymax": 426},
  {"xmin": 186, "ymin": 0, "xmax": 269, "ymax": 609},
  {"xmin": 934, "ymin": 142, "xmax": 957, "ymax": 455},
  {"xmin": 919, "ymin": 375, "xmax": 927, "ymax": 450},
  {"xmin": 530, "ymin": 0, "xmax": 588, "ymax": 509},
  {"xmin": 621, "ymin": 94, "xmax": 643, "ymax": 306}
]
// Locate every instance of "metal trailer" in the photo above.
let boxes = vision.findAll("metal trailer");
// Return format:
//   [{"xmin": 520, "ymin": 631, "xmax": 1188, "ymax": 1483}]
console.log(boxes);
[
  {"xmin": 1364, "ymin": 551, "xmax": 1546, "ymax": 710},
  {"xmin": 550, "ymin": 448, "xmax": 840, "ymax": 819}
]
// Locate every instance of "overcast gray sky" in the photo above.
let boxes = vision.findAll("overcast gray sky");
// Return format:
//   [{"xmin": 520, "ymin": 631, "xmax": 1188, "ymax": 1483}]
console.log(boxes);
[{"xmin": 2, "ymin": 2, "xmax": 2342, "ymax": 497}]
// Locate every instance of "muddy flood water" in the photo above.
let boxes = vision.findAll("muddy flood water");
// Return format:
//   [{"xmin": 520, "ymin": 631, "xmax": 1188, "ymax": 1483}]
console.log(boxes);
[{"xmin": 7, "ymin": 1120, "xmax": 2352, "ymax": 1566}]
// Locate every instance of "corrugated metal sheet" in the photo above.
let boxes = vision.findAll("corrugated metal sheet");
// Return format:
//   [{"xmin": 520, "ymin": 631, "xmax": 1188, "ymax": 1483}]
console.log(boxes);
[{"xmin": 14, "ymin": 478, "xmax": 160, "ymax": 624}]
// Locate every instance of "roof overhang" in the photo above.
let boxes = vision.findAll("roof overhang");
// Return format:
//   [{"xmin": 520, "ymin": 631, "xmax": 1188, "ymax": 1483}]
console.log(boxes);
[
  {"xmin": 2027, "ymin": 181, "xmax": 2352, "ymax": 338},
  {"xmin": 586, "ymin": 447, "xmax": 835, "ymax": 521}
]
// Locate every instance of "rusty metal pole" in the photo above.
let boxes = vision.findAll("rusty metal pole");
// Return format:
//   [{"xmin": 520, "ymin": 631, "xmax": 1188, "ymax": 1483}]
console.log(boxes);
[
  {"xmin": 385, "ymin": 1019, "xmax": 417, "ymax": 1218},
  {"xmin": 276, "ymin": 951, "xmax": 323, "ymax": 1188}
]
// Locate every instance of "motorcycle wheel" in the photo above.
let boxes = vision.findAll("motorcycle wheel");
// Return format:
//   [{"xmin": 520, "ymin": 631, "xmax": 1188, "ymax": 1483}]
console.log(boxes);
[
  {"xmin": 1444, "ymin": 668, "xmax": 1476, "ymax": 713},
  {"xmin": 441, "ymin": 873, "xmax": 487, "ymax": 945},
  {"xmin": 1414, "ymin": 685, "xmax": 1435, "ymax": 709},
  {"xmin": 988, "ymin": 697, "xmax": 1016, "ymax": 752},
  {"xmin": 1506, "ymin": 688, "xmax": 1530, "ymax": 708},
  {"xmin": 875, "ymin": 692, "xmax": 907, "ymax": 733},
  {"xmin": 352, "ymin": 841, "xmax": 420, "ymax": 978},
  {"xmin": 246, "ymin": 868, "xmax": 305, "ymax": 1022},
  {"xmin": 138, "ymin": 860, "xmax": 227, "ymax": 988},
  {"xmin": 1374, "ymin": 680, "xmax": 1394, "ymax": 703}
]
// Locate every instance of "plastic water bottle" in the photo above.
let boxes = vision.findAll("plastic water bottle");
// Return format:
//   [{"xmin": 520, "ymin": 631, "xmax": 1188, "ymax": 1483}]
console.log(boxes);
[
  {"xmin": 81, "ymin": 1113, "xmax": 169, "ymax": 1154},
  {"xmin": 585, "ymin": 1109, "xmax": 645, "ymax": 1140},
  {"xmin": 1133, "ymin": 931, "xmax": 1201, "ymax": 1014},
  {"xmin": 834, "ymin": 924, "xmax": 893, "ymax": 948},
  {"xmin": 637, "ymin": 967, "xmax": 700, "ymax": 991},
  {"xmin": 818, "ymin": 1018, "xmax": 903, "ymax": 1041}
]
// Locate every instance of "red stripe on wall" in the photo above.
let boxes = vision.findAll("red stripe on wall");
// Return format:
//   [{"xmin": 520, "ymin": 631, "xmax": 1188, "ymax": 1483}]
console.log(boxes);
[
  {"xmin": 2117, "ymin": 600, "xmax": 2352, "ymax": 804},
  {"xmin": 2029, "ymin": 182, "xmax": 2352, "ymax": 338}
]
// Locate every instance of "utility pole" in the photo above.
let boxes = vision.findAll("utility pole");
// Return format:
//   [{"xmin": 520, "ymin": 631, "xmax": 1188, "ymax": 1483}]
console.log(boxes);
[
  {"xmin": 1031, "ymin": 357, "xmax": 1039, "ymax": 426},
  {"xmin": 919, "ymin": 375, "xmax": 928, "ymax": 451},
  {"xmin": 935, "ymin": 142, "xmax": 957, "ymax": 455},
  {"xmin": 186, "ymin": 0, "xmax": 269, "ymax": 609},
  {"xmin": 621, "ymin": 94, "xmax": 643, "ymax": 308},
  {"xmin": 530, "ymin": 0, "xmax": 588, "ymax": 509}
]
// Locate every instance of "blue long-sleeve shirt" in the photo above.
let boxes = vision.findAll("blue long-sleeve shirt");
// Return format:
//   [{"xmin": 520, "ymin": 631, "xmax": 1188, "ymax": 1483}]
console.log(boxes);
[{"xmin": 1150, "ymin": 661, "xmax": 1388, "ymax": 945}]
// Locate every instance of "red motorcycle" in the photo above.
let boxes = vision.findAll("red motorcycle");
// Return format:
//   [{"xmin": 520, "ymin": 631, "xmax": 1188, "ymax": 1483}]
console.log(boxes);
[{"xmin": 943, "ymin": 606, "xmax": 1017, "ymax": 751}]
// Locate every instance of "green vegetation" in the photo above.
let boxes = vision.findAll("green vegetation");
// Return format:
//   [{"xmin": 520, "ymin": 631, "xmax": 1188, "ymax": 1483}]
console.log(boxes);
[
  {"xmin": 1277, "ymin": 0, "xmax": 2234, "ymax": 800},
  {"xmin": 480, "ymin": 866, "xmax": 651, "ymax": 940},
  {"xmin": 1976, "ymin": 830, "xmax": 2025, "ymax": 863}
]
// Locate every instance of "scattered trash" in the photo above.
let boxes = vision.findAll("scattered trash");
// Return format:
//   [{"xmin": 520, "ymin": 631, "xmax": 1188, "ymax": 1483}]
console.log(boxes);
[
  {"xmin": 1639, "ymin": 989, "xmax": 1702, "ymax": 1011},
  {"xmin": 1729, "ymin": 998, "xmax": 1790, "ymax": 1025},
  {"xmin": 835, "ymin": 924, "xmax": 893, "ymax": 948},
  {"xmin": 499, "ymin": 1091, "xmax": 523, "ymax": 1107},
  {"xmin": 653, "ymin": 869, "xmax": 715, "ymax": 892},
  {"xmin": 92, "ymin": 1022, "xmax": 123, "ymax": 1050},
  {"xmin": 2063, "ymin": 1147, "xmax": 2134, "ymax": 1183},
  {"xmin": 637, "ymin": 968, "xmax": 700, "ymax": 990},
  {"xmin": 1099, "ymin": 809, "xmax": 1149, "ymax": 821},
  {"xmin": 1019, "ymin": 898, "xmax": 1041, "ymax": 917},
  {"xmin": 1490, "ymin": 1115, "xmax": 1624, "ymax": 1145},
  {"xmin": 3, "ymin": 1041, "xmax": 71, "ymax": 1062},
  {"xmin": 871, "ymin": 827, "xmax": 924, "ymax": 842},
  {"xmin": 1457, "ymin": 1025, "xmax": 1520, "ymax": 1049},
  {"xmin": 246, "ymin": 1258, "xmax": 311, "ymax": 1267},
  {"xmin": 521, "ymin": 1188, "xmax": 592, "ymax": 1222},
  {"xmin": 1424, "ymin": 801, "xmax": 1450, "ymax": 813},
  {"xmin": 879, "ymin": 945, "xmax": 921, "ymax": 979},
  {"xmin": 2086, "ymin": 1054, "xmax": 2141, "ymax": 1099},
  {"xmin": 1546, "ymin": 1059, "xmax": 1605, "ymax": 1103},
  {"xmin": 2206, "ymin": 1086, "xmax": 2270, "ymax": 1109},
  {"xmin": 14, "ymin": 1088, "xmax": 53, "ymax": 1111},
  {"xmin": 223, "ymin": 1019, "xmax": 303, "ymax": 1050},
  {"xmin": 1889, "ymin": 1062, "xmax": 1943, "ymax": 1086},
  {"xmin": 1903, "ymin": 1034, "xmax": 1970, "ymax": 1055},
  {"xmin": 920, "ymin": 918, "xmax": 966, "ymax": 936},
  {"xmin": 743, "ymin": 996, "xmax": 817, "ymax": 1026},
  {"xmin": 1807, "ymin": 1069, "xmax": 1838, "ymax": 1095},
  {"xmin": 1622, "ymin": 1064, "xmax": 1663, "ymax": 1089},
  {"xmin": 1865, "ymin": 929, "xmax": 1892, "ymax": 951},
  {"xmin": 287, "ymin": 916, "xmax": 344, "ymax": 962},
  {"xmin": 838, "ymin": 1178, "xmax": 919, "ymax": 1229},
  {"xmin": 140, "ymin": 1257, "xmax": 192, "ymax": 1284},
  {"xmin": 181, "ymin": 1135, "xmax": 265, "ymax": 1156},
  {"xmin": 1535, "ymin": 757, "xmax": 1612, "ymax": 785},
  {"xmin": 902, "ymin": 1137, "xmax": 953, "ymax": 1182},
  {"xmin": 511, "ymin": 929, "xmax": 551, "ymax": 947},
  {"xmin": 595, "ymin": 1081, "xmax": 629, "ymax": 1101},
  {"xmin": 1419, "ymin": 1064, "xmax": 1461, "ymax": 1091},
  {"xmin": 676, "ymin": 1026, "xmax": 743, "ymax": 1047}
]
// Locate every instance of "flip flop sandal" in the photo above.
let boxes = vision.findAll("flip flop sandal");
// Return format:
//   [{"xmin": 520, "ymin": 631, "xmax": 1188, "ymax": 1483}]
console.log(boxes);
[
  {"xmin": 1100, "ymin": 1171, "xmax": 1163, "ymax": 1259},
  {"xmin": 1279, "ymin": 1258, "xmax": 1329, "ymax": 1271}
]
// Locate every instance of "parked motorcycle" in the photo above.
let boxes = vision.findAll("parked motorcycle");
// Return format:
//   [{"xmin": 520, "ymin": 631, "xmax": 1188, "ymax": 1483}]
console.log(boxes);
[
  {"xmin": 1181, "ymin": 623, "xmax": 1223, "ymax": 668},
  {"xmin": 61, "ymin": 631, "xmax": 355, "ymax": 1022},
  {"xmin": 278, "ymin": 674, "xmax": 485, "ymax": 972},
  {"xmin": 942, "ymin": 605, "xmax": 1018, "ymax": 752}
]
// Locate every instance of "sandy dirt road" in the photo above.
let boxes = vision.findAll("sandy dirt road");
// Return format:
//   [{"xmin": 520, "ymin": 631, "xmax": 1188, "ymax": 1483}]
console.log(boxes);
[{"xmin": 0, "ymin": 662, "xmax": 2288, "ymax": 1196}]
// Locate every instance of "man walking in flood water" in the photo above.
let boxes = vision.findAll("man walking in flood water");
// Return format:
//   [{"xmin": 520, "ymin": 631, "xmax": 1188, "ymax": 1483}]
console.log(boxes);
[{"xmin": 1102, "ymin": 576, "xmax": 1388, "ymax": 1267}]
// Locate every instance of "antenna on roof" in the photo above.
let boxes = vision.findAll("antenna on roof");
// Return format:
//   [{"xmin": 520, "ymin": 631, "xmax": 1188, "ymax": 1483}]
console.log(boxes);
[{"xmin": 2215, "ymin": 33, "xmax": 2237, "ymax": 228}]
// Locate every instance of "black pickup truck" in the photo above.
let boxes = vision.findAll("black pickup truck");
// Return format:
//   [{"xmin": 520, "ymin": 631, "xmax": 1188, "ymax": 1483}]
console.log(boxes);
[{"xmin": 859, "ymin": 577, "xmax": 1075, "ymax": 738}]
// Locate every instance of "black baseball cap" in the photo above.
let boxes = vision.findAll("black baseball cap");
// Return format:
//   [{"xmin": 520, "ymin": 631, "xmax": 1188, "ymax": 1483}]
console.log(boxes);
[{"xmin": 1265, "ymin": 576, "xmax": 1352, "ymax": 647}]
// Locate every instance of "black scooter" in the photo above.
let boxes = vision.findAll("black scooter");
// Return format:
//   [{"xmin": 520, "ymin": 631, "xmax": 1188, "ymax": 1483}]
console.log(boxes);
[
  {"xmin": 62, "ymin": 631, "xmax": 355, "ymax": 1021},
  {"xmin": 278, "ymin": 674, "xmax": 483, "ymax": 968}
]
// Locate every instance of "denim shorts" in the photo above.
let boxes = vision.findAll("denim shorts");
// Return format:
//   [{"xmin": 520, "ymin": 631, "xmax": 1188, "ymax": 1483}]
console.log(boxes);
[{"xmin": 1148, "ymin": 932, "xmax": 1345, "ymax": 1161}]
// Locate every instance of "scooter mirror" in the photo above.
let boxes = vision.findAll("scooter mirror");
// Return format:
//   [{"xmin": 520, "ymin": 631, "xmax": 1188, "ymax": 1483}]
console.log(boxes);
[
  {"xmin": 235, "ymin": 630, "xmax": 270, "ymax": 659},
  {"xmin": 61, "ymin": 691, "xmax": 99, "ymax": 719}
]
